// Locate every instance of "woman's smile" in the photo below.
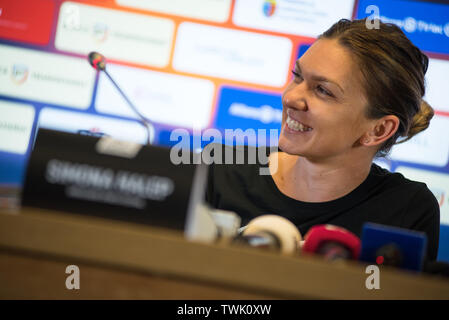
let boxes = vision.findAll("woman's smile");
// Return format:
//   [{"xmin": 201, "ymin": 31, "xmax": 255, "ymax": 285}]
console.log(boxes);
[{"xmin": 284, "ymin": 108, "xmax": 313, "ymax": 133}]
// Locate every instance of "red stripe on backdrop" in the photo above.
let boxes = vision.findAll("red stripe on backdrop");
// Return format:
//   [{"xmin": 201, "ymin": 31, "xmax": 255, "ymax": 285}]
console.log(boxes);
[{"xmin": 435, "ymin": 110, "xmax": 449, "ymax": 118}]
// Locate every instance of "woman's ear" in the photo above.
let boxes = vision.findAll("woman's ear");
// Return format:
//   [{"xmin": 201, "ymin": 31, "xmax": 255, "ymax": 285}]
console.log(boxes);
[{"xmin": 360, "ymin": 115, "xmax": 400, "ymax": 147}]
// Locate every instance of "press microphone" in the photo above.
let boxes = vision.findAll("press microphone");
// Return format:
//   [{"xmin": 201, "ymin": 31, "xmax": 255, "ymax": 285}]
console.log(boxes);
[
  {"xmin": 359, "ymin": 223, "xmax": 427, "ymax": 271},
  {"xmin": 302, "ymin": 224, "xmax": 361, "ymax": 261},
  {"xmin": 233, "ymin": 215, "xmax": 302, "ymax": 255},
  {"xmin": 186, "ymin": 204, "xmax": 242, "ymax": 244},
  {"xmin": 88, "ymin": 51, "xmax": 106, "ymax": 71},
  {"xmin": 87, "ymin": 52, "xmax": 155, "ymax": 145}
]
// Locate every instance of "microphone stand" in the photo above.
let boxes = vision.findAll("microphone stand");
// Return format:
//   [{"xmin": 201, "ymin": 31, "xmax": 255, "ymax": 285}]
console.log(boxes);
[
  {"xmin": 102, "ymin": 69, "xmax": 155, "ymax": 145},
  {"xmin": 88, "ymin": 52, "xmax": 155, "ymax": 145}
]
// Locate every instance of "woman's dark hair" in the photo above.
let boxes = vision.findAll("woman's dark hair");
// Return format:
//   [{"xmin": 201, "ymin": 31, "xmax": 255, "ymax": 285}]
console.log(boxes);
[{"xmin": 319, "ymin": 18, "xmax": 434, "ymax": 157}]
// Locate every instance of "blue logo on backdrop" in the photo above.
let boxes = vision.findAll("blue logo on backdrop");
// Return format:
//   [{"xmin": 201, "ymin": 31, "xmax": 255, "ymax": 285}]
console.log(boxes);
[
  {"xmin": 291, "ymin": 44, "xmax": 312, "ymax": 80},
  {"xmin": 357, "ymin": 0, "xmax": 449, "ymax": 55},
  {"xmin": 215, "ymin": 86, "xmax": 283, "ymax": 145},
  {"xmin": 297, "ymin": 44, "xmax": 311, "ymax": 60}
]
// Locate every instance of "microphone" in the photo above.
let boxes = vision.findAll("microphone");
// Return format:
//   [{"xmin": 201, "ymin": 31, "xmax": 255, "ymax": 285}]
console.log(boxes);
[
  {"xmin": 233, "ymin": 215, "xmax": 302, "ymax": 255},
  {"xmin": 302, "ymin": 225, "xmax": 361, "ymax": 261},
  {"xmin": 88, "ymin": 51, "xmax": 106, "ymax": 71},
  {"xmin": 186, "ymin": 204, "xmax": 242, "ymax": 244},
  {"xmin": 87, "ymin": 52, "xmax": 155, "ymax": 145},
  {"xmin": 359, "ymin": 223, "xmax": 427, "ymax": 271},
  {"xmin": 375, "ymin": 242, "xmax": 403, "ymax": 266}
]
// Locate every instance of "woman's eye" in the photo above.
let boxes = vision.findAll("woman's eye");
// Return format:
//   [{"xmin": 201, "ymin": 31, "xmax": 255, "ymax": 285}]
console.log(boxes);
[
  {"xmin": 291, "ymin": 70, "xmax": 302, "ymax": 80},
  {"xmin": 291, "ymin": 71, "xmax": 334, "ymax": 98},
  {"xmin": 316, "ymin": 85, "xmax": 332, "ymax": 97}
]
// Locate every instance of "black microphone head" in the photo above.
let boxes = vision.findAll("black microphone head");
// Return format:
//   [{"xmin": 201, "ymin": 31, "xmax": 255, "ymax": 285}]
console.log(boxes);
[
  {"xmin": 375, "ymin": 243, "xmax": 403, "ymax": 267},
  {"xmin": 88, "ymin": 51, "xmax": 106, "ymax": 71},
  {"xmin": 423, "ymin": 261, "xmax": 449, "ymax": 277}
]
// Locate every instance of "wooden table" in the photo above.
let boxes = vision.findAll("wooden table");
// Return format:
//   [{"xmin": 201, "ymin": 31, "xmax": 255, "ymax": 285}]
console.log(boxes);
[{"xmin": 1, "ymin": 207, "xmax": 449, "ymax": 299}]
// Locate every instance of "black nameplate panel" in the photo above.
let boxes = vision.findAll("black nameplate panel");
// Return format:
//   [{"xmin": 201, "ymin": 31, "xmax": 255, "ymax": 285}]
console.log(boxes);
[{"xmin": 21, "ymin": 129, "xmax": 206, "ymax": 231}]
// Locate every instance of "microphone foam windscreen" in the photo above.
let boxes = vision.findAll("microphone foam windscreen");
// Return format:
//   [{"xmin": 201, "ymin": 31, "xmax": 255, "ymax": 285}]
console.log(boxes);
[
  {"xmin": 242, "ymin": 215, "xmax": 302, "ymax": 255},
  {"xmin": 303, "ymin": 224, "xmax": 361, "ymax": 259}
]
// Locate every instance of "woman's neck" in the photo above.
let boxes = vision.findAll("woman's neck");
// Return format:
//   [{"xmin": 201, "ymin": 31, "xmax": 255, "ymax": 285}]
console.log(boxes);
[{"xmin": 269, "ymin": 151, "xmax": 373, "ymax": 202}]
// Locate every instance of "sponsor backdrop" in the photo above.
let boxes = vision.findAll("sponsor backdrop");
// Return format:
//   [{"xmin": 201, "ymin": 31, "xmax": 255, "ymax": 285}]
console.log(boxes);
[{"xmin": 0, "ymin": 0, "xmax": 448, "ymax": 260}]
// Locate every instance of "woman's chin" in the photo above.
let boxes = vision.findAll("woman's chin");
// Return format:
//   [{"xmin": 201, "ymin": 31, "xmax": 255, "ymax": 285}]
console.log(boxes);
[{"xmin": 278, "ymin": 136, "xmax": 306, "ymax": 156}]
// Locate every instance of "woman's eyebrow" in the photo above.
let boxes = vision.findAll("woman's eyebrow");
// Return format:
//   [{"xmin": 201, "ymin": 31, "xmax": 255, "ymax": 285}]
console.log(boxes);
[{"xmin": 295, "ymin": 61, "xmax": 345, "ymax": 94}]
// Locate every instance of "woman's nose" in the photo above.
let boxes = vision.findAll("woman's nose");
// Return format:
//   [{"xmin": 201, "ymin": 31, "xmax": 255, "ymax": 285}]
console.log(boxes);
[{"xmin": 283, "ymin": 84, "xmax": 308, "ymax": 111}]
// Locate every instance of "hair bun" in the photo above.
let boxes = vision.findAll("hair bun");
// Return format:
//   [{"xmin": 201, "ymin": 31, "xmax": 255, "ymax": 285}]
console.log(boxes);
[{"xmin": 398, "ymin": 99, "xmax": 434, "ymax": 144}]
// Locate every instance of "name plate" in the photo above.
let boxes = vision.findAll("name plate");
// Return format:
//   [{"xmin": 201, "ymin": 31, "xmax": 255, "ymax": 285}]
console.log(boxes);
[{"xmin": 21, "ymin": 129, "xmax": 207, "ymax": 231}]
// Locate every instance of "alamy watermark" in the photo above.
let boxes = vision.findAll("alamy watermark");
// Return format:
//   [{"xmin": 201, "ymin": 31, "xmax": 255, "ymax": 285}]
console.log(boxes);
[
  {"xmin": 365, "ymin": 264, "xmax": 381, "ymax": 290},
  {"xmin": 65, "ymin": 265, "xmax": 80, "ymax": 290},
  {"xmin": 365, "ymin": 5, "xmax": 381, "ymax": 30},
  {"xmin": 169, "ymin": 128, "xmax": 280, "ymax": 175}
]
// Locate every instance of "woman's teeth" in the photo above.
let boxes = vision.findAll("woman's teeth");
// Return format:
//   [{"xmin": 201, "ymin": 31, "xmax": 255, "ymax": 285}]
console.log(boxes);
[{"xmin": 286, "ymin": 115, "xmax": 312, "ymax": 132}]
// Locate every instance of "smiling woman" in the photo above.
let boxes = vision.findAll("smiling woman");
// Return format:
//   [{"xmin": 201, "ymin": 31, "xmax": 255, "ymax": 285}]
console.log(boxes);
[{"xmin": 205, "ymin": 18, "xmax": 440, "ymax": 262}]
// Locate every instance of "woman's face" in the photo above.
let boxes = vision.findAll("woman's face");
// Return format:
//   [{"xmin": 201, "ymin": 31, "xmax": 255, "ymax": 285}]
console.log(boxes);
[{"xmin": 279, "ymin": 38, "xmax": 374, "ymax": 161}]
